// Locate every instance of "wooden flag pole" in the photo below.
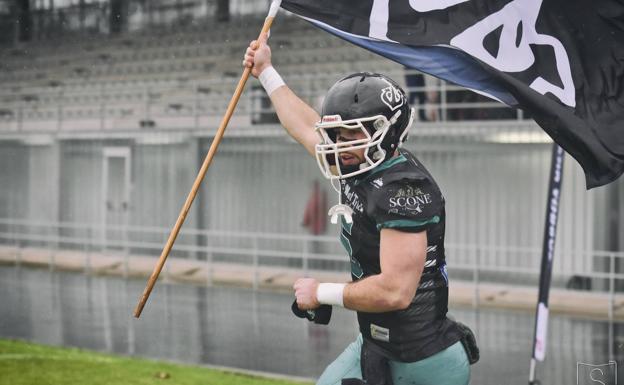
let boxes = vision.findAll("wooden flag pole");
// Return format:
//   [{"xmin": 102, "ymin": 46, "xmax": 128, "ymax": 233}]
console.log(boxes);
[{"xmin": 134, "ymin": 1, "xmax": 282, "ymax": 318}]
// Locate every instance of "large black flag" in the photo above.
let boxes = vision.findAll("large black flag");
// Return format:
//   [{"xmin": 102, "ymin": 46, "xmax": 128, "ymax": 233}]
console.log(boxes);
[{"xmin": 281, "ymin": 0, "xmax": 624, "ymax": 189}]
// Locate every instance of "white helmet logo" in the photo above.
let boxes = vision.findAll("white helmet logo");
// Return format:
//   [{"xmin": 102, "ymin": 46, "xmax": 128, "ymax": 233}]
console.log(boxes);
[{"xmin": 380, "ymin": 85, "xmax": 404, "ymax": 111}]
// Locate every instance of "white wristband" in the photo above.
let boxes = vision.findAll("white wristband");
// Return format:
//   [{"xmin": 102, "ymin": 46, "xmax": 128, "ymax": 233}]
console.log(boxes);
[
  {"xmin": 316, "ymin": 283, "xmax": 346, "ymax": 307},
  {"xmin": 258, "ymin": 66, "xmax": 285, "ymax": 96}
]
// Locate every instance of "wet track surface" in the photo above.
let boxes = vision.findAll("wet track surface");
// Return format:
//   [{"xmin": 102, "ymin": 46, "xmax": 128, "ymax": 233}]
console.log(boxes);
[{"xmin": 0, "ymin": 265, "xmax": 621, "ymax": 384}]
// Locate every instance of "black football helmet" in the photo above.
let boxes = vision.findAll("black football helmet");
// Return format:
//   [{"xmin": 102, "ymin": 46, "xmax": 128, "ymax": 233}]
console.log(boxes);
[{"xmin": 314, "ymin": 72, "xmax": 414, "ymax": 179}]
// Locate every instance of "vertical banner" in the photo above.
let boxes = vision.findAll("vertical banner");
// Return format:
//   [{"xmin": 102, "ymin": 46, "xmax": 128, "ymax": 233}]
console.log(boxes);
[{"xmin": 529, "ymin": 144, "xmax": 565, "ymax": 384}]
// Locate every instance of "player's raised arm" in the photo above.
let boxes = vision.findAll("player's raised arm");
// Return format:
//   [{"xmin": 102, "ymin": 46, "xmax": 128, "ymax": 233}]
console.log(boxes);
[{"xmin": 243, "ymin": 33, "xmax": 320, "ymax": 156}]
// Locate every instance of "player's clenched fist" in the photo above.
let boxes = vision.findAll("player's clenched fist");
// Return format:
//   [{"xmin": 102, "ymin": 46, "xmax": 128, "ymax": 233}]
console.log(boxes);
[
  {"xmin": 243, "ymin": 32, "xmax": 272, "ymax": 78},
  {"xmin": 293, "ymin": 277, "xmax": 320, "ymax": 310}
]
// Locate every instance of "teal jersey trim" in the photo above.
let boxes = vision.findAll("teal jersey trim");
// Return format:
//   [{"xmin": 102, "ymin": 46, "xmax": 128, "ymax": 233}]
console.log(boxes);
[
  {"xmin": 339, "ymin": 216, "xmax": 363, "ymax": 279},
  {"xmin": 370, "ymin": 154, "xmax": 408, "ymax": 176},
  {"xmin": 376, "ymin": 216, "xmax": 440, "ymax": 230},
  {"xmin": 354, "ymin": 154, "xmax": 408, "ymax": 185}
]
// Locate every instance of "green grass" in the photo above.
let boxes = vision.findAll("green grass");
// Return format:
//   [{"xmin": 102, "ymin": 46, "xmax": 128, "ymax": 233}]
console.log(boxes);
[{"xmin": 0, "ymin": 339, "xmax": 312, "ymax": 385}]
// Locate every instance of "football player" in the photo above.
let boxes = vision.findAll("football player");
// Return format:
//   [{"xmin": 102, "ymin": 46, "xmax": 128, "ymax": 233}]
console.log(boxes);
[{"xmin": 243, "ymin": 34, "xmax": 476, "ymax": 385}]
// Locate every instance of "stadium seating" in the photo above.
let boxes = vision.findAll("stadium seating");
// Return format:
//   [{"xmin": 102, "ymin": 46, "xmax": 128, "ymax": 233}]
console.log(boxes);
[{"xmin": 0, "ymin": 13, "xmax": 513, "ymax": 132}]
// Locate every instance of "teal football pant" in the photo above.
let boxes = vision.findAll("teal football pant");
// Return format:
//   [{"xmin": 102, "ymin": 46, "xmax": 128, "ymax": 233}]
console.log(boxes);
[{"xmin": 316, "ymin": 334, "xmax": 470, "ymax": 385}]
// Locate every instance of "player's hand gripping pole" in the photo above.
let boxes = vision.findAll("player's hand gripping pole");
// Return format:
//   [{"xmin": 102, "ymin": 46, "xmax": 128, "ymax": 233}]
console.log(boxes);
[{"xmin": 133, "ymin": 0, "xmax": 282, "ymax": 318}]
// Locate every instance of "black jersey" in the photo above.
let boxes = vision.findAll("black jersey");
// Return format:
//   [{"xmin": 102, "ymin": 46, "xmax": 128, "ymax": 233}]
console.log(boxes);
[{"xmin": 338, "ymin": 149, "xmax": 463, "ymax": 362}]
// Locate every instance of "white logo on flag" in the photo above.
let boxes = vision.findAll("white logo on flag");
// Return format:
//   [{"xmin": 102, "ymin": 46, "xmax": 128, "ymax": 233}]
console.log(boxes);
[
  {"xmin": 369, "ymin": 0, "xmax": 576, "ymax": 108},
  {"xmin": 450, "ymin": 0, "xmax": 575, "ymax": 107},
  {"xmin": 409, "ymin": 0, "xmax": 471, "ymax": 12}
]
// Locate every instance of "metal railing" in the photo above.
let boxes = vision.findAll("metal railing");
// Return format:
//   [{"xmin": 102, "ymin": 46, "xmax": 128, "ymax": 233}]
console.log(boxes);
[
  {"xmin": 0, "ymin": 217, "xmax": 347, "ymax": 278},
  {"xmin": 1, "ymin": 218, "xmax": 623, "ymax": 304}
]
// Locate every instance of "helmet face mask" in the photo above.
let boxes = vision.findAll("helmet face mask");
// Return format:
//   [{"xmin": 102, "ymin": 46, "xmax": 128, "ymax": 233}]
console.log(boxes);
[
  {"xmin": 315, "ymin": 113, "xmax": 397, "ymax": 179},
  {"xmin": 314, "ymin": 72, "xmax": 414, "ymax": 181}
]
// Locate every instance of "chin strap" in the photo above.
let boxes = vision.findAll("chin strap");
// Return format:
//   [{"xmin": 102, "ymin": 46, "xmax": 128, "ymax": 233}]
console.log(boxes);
[{"xmin": 327, "ymin": 178, "xmax": 353, "ymax": 224}]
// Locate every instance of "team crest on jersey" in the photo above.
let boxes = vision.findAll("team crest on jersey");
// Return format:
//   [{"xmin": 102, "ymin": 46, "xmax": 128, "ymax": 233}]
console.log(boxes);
[{"xmin": 380, "ymin": 83, "xmax": 405, "ymax": 111}]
